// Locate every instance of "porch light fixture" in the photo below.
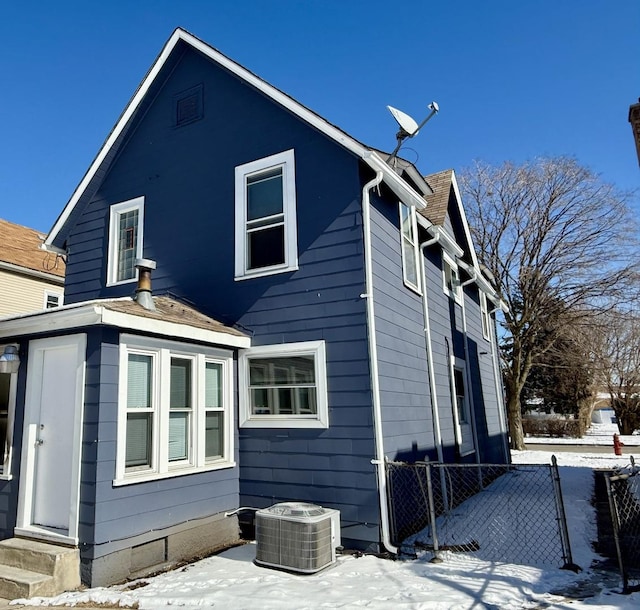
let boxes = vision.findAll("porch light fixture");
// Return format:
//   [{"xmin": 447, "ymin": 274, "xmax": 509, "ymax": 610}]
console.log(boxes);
[{"xmin": 0, "ymin": 345, "xmax": 20, "ymax": 374}]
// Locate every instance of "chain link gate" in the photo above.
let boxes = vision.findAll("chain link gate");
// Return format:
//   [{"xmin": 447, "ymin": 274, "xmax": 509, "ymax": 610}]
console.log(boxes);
[
  {"xmin": 605, "ymin": 457, "xmax": 640, "ymax": 593},
  {"xmin": 386, "ymin": 458, "xmax": 576, "ymax": 570}
]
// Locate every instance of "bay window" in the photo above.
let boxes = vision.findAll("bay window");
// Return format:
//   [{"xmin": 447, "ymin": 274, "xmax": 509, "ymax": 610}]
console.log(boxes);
[{"xmin": 116, "ymin": 336, "xmax": 233, "ymax": 484}]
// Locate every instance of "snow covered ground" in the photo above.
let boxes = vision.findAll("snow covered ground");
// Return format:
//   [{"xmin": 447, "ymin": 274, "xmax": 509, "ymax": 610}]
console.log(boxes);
[{"xmin": 16, "ymin": 427, "xmax": 640, "ymax": 609}]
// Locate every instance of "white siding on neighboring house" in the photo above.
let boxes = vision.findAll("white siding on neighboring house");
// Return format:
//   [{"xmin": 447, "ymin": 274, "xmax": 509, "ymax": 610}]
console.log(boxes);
[{"xmin": 0, "ymin": 268, "xmax": 64, "ymax": 317}]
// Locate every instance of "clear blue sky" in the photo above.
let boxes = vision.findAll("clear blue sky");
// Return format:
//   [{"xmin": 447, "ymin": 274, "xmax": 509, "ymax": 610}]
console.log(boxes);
[{"xmin": 1, "ymin": 0, "xmax": 638, "ymax": 232}]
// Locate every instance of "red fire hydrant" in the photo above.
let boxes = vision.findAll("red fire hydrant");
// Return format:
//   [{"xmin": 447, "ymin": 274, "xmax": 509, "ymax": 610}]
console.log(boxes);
[{"xmin": 613, "ymin": 433, "xmax": 624, "ymax": 456}]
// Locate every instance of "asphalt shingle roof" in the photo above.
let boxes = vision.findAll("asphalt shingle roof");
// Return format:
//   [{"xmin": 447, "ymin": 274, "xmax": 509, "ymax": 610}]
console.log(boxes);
[
  {"xmin": 102, "ymin": 295, "xmax": 248, "ymax": 339},
  {"xmin": 0, "ymin": 218, "xmax": 65, "ymax": 277},
  {"xmin": 421, "ymin": 169, "xmax": 453, "ymax": 226}
]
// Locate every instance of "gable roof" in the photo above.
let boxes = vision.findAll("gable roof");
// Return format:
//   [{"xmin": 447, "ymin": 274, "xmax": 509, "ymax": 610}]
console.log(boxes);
[
  {"xmin": 420, "ymin": 169, "xmax": 478, "ymax": 265},
  {"xmin": 421, "ymin": 169, "xmax": 452, "ymax": 226},
  {"xmin": 0, "ymin": 218, "xmax": 65, "ymax": 280},
  {"xmin": 44, "ymin": 28, "xmax": 430, "ymax": 252}
]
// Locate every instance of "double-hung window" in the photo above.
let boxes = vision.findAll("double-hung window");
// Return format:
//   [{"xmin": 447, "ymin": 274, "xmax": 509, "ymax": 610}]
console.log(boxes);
[
  {"xmin": 117, "ymin": 336, "xmax": 233, "ymax": 484},
  {"xmin": 205, "ymin": 361, "xmax": 225, "ymax": 460},
  {"xmin": 235, "ymin": 149, "xmax": 298, "ymax": 280},
  {"xmin": 443, "ymin": 252, "xmax": 462, "ymax": 304},
  {"xmin": 107, "ymin": 197, "xmax": 144, "ymax": 286},
  {"xmin": 239, "ymin": 341, "xmax": 328, "ymax": 428},
  {"xmin": 44, "ymin": 291, "xmax": 62, "ymax": 309},
  {"xmin": 125, "ymin": 351, "xmax": 155, "ymax": 470},
  {"xmin": 169, "ymin": 357, "xmax": 193, "ymax": 464},
  {"xmin": 399, "ymin": 202, "xmax": 421, "ymax": 293}
]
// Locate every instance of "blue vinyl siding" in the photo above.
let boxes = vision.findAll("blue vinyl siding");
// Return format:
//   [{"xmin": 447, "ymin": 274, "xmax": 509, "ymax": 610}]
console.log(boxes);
[
  {"xmin": 368, "ymin": 195, "xmax": 436, "ymax": 463},
  {"xmin": 40, "ymin": 39, "xmax": 508, "ymax": 560},
  {"xmin": 236, "ymin": 193, "xmax": 378, "ymax": 547},
  {"xmin": 60, "ymin": 46, "xmax": 380, "ymax": 547},
  {"xmin": 77, "ymin": 327, "xmax": 241, "ymax": 562}
]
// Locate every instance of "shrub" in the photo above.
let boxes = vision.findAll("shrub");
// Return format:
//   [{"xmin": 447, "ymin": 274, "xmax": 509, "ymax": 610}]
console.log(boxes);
[{"xmin": 522, "ymin": 416, "xmax": 587, "ymax": 438}]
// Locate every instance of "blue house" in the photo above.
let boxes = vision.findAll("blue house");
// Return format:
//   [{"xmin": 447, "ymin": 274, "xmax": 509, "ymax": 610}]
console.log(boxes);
[{"xmin": 0, "ymin": 28, "xmax": 508, "ymax": 588}]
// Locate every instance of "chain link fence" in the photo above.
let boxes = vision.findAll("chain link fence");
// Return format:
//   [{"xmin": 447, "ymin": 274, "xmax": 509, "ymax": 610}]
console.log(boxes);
[
  {"xmin": 386, "ymin": 458, "xmax": 575, "ymax": 570},
  {"xmin": 605, "ymin": 457, "xmax": 640, "ymax": 593}
]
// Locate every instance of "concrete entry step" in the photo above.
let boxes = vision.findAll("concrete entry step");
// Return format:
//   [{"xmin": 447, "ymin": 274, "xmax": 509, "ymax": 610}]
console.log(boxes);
[
  {"xmin": 0, "ymin": 538, "xmax": 80, "ymax": 600},
  {"xmin": 0, "ymin": 565, "xmax": 52, "ymax": 600}
]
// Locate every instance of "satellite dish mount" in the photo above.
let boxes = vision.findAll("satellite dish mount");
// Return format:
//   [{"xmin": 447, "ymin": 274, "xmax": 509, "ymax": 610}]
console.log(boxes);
[{"xmin": 387, "ymin": 102, "xmax": 439, "ymax": 162}]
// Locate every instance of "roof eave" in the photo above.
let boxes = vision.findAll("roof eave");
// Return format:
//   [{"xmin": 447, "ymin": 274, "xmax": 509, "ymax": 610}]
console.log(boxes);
[{"xmin": 0, "ymin": 298, "xmax": 250, "ymax": 348}]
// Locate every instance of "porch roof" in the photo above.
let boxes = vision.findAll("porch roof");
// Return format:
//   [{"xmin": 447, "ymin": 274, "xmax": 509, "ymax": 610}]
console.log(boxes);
[{"xmin": 0, "ymin": 295, "xmax": 250, "ymax": 349}]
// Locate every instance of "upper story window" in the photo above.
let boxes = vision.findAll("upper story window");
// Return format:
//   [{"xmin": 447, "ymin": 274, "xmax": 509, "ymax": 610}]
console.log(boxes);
[
  {"xmin": 443, "ymin": 252, "xmax": 462, "ymax": 304},
  {"xmin": 239, "ymin": 340, "xmax": 328, "ymax": 429},
  {"xmin": 480, "ymin": 291, "xmax": 491, "ymax": 340},
  {"xmin": 107, "ymin": 197, "xmax": 144, "ymax": 286},
  {"xmin": 234, "ymin": 149, "xmax": 298, "ymax": 280},
  {"xmin": 116, "ymin": 336, "xmax": 234, "ymax": 485},
  {"xmin": 44, "ymin": 291, "xmax": 62, "ymax": 309},
  {"xmin": 399, "ymin": 202, "xmax": 421, "ymax": 293}
]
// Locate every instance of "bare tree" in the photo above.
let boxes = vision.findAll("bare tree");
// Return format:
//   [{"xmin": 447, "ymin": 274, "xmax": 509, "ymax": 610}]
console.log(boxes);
[
  {"xmin": 591, "ymin": 309, "xmax": 640, "ymax": 435},
  {"xmin": 460, "ymin": 157, "xmax": 637, "ymax": 449}
]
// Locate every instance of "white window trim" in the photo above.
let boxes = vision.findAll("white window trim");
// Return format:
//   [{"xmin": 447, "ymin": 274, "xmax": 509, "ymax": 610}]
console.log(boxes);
[
  {"xmin": 107, "ymin": 196, "xmax": 145, "ymax": 287},
  {"xmin": 479, "ymin": 291, "xmax": 491, "ymax": 340},
  {"xmin": 399, "ymin": 202, "xmax": 421, "ymax": 294},
  {"xmin": 115, "ymin": 335, "xmax": 234, "ymax": 486},
  {"xmin": 234, "ymin": 149, "xmax": 298, "ymax": 280},
  {"xmin": 0, "ymin": 344, "xmax": 18, "ymax": 480},
  {"xmin": 239, "ymin": 340, "xmax": 328, "ymax": 429},
  {"xmin": 43, "ymin": 290, "xmax": 63, "ymax": 309},
  {"xmin": 443, "ymin": 251, "xmax": 462, "ymax": 304}
]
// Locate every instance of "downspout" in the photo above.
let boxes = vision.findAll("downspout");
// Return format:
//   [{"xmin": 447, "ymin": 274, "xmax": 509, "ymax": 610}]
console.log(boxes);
[
  {"xmin": 460, "ymin": 269, "xmax": 481, "ymax": 463},
  {"xmin": 419, "ymin": 236, "xmax": 444, "ymax": 463},
  {"xmin": 488, "ymin": 301, "xmax": 510, "ymax": 461},
  {"xmin": 360, "ymin": 170, "xmax": 398, "ymax": 554}
]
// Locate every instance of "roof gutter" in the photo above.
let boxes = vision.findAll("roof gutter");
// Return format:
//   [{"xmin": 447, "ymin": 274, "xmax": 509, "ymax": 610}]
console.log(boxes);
[
  {"xmin": 360, "ymin": 169, "xmax": 398, "ymax": 555},
  {"xmin": 417, "ymin": 216, "xmax": 463, "ymax": 258},
  {"xmin": 363, "ymin": 151, "xmax": 427, "ymax": 210},
  {"xmin": 457, "ymin": 259, "xmax": 508, "ymax": 311}
]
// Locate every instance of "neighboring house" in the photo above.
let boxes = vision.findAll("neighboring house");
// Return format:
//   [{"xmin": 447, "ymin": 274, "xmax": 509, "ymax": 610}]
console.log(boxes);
[
  {"xmin": 0, "ymin": 28, "xmax": 508, "ymax": 589},
  {"xmin": 0, "ymin": 219, "xmax": 65, "ymax": 317},
  {"xmin": 630, "ymin": 97, "xmax": 640, "ymax": 166}
]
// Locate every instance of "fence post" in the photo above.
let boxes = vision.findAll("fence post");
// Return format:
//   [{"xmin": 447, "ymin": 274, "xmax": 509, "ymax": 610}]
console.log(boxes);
[
  {"xmin": 550, "ymin": 455, "xmax": 579, "ymax": 571},
  {"xmin": 424, "ymin": 462, "xmax": 442, "ymax": 563},
  {"xmin": 605, "ymin": 473, "xmax": 629, "ymax": 593}
]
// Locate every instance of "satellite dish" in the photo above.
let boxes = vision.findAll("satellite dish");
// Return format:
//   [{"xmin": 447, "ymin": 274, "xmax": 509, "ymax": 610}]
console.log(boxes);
[
  {"xmin": 387, "ymin": 105, "xmax": 419, "ymax": 137},
  {"xmin": 386, "ymin": 102, "xmax": 440, "ymax": 162}
]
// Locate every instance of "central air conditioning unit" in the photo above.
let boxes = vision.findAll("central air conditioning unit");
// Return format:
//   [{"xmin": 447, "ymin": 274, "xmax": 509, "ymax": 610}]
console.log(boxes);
[{"xmin": 255, "ymin": 502, "xmax": 341, "ymax": 574}]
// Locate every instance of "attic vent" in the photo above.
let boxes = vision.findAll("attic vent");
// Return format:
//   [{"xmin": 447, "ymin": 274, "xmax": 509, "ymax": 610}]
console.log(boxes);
[{"xmin": 175, "ymin": 84, "xmax": 203, "ymax": 127}]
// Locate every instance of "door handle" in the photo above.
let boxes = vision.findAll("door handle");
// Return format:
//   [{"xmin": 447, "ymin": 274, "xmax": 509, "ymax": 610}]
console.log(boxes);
[{"xmin": 35, "ymin": 438, "xmax": 44, "ymax": 446}]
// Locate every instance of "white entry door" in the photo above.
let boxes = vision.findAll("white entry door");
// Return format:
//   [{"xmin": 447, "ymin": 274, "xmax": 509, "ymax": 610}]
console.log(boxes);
[{"xmin": 16, "ymin": 334, "xmax": 86, "ymax": 544}]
